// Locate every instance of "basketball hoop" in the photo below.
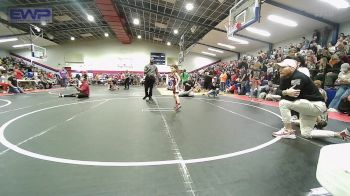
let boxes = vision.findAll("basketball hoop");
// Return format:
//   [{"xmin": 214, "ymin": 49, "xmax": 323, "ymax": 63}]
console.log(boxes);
[
  {"xmin": 225, "ymin": 21, "xmax": 242, "ymax": 38},
  {"xmin": 225, "ymin": 22, "xmax": 235, "ymax": 37}
]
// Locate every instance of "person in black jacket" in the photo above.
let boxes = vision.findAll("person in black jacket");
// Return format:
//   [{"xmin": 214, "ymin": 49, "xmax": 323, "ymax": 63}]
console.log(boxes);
[{"xmin": 272, "ymin": 59, "xmax": 349, "ymax": 140}]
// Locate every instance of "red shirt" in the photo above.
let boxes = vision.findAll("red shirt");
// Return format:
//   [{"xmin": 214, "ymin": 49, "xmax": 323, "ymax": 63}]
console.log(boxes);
[
  {"xmin": 15, "ymin": 69, "xmax": 24, "ymax": 79},
  {"xmin": 47, "ymin": 73, "xmax": 53, "ymax": 79},
  {"xmin": 79, "ymin": 81, "xmax": 90, "ymax": 96}
]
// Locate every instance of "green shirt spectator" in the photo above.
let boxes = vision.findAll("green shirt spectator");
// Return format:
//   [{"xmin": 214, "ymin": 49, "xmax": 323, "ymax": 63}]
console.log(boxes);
[{"xmin": 180, "ymin": 69, "xmax": 189, "ymax": 84}]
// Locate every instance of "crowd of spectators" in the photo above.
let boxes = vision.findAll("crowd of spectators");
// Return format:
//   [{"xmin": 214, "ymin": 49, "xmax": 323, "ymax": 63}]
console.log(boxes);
[
  {"xmin": 0, "ymin": 56, "xmax": 58, "ymax": 93},
  {"xmin": 186, "ymin": 32, "xmax": 350, "ymax": 115},
  {"xmin": 1, "ymin": 32, "xmax": 349, "ymax": 116},
  {"xmin": 90, "ymin": 72, "xmax": 169, "ymax": 87}
]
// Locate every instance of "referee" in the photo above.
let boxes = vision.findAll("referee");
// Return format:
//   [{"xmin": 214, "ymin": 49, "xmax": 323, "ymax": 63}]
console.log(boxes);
[{"xmin": 143, "ymin": 59, "xmax": 158, "ymax": 101}]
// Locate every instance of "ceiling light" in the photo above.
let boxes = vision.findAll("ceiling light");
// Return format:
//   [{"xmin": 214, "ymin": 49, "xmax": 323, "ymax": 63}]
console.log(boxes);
[
  {"xmin": 228, "ymin": 37, "xmax": 249, "ymax": 44},
  {"xmin": 133, "ymin": 18, "xmax": 140, "ymax": 25},
  {"xmin": 137, "ymin": 35, "xmax": 141, "ymax": 39},
  {"xmin": 201, "ymin": 51, "xmax": 216, "ymax": 56},
  {"xmin": 185, "ymin": 3, "xmax": 194, "ymax": 11},
  {"xmin": 173, "ymin": 29, "xmax": 179, "ymax": 34},
  {"xmin": 217, "ymin": 43, "xmax": 236, "ymax": 49},
  {"xmin": 70, "ymin": 36, "xmax": 75, "ymax": 41},
  {"xmin": 245, "ymin": 27, "xmax": 271, "ymax": 37},
  {"xmin": 33, "ymin": 25, "xmax": 41, "ymax": 32},
  {"xmin": 319, "ymin": 0, "xmax": 350, "ymax": 9},
  {"xmin": 267, "ymin": 15, "xmax": 298, "ymax": 27},
  {"xmin": 167, "ymin": 41, "xmax": 171, "ymax": 46},
  {"xmin": 87, "ymin": 14, "xmax": 94, "ymax": 22},
  {"xmin": 104, "ymin": 33, "xmax": 109, "ymax": 37},
  {"xmin": 208, "ymin": 48, "xmax": 224, "ymax": 53},
  {"xmin": 0, "ymin": 37, "xmax": 18, "ymax": 43},
  {"xmin": 12, "ymin": 44, "xmax": 32, "ymax": 48}
]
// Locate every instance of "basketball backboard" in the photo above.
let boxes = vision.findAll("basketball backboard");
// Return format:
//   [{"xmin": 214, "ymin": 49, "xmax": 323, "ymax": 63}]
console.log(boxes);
[
  {"xmin": 226, "ymin": 0, "xmax": 261, "ymax": 38},
  {"xmin": 31, "ymin": 44, "xmax": 47, "ymax": 59}
]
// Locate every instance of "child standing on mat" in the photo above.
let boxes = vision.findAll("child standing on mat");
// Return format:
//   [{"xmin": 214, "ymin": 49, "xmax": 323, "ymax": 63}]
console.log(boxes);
[
  {"xmin": 170, "ymin": 65, "xmax": 181, "ymax": 111},
  {"xmin": 59, "ymin": 74, "xmax": 89, "ymax": 98}
]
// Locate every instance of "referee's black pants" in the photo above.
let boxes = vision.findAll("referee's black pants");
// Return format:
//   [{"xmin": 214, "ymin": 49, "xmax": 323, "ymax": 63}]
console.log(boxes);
[{"xmin": 144, "ymin": 76, "xmax": 155, "ymax": 98}]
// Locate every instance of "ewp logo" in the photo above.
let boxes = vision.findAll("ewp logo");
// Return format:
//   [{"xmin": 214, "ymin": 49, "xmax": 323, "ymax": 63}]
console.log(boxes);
[{"xmin": 9, "ymin": 8, "xmax": 52, "ymax": 23}]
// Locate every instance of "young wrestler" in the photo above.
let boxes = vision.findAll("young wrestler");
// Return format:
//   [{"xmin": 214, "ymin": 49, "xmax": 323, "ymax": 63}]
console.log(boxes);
[{"xmin": 170, "ymin": 65, "xmax": 181, "ymax": 111}]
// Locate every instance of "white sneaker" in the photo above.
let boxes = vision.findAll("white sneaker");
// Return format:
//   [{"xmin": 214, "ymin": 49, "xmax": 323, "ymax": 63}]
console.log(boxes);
[
  {"xmin": 327, "ymin": 108, "xmax": 338, "ymax": 112},
  {"xmin": 272, "ymin": 128, "xmax": 287, "ymax": 136},
  {"xmin": 279, "ymin": 131, "xmax": 297, "ymax": 139},
  {"xmin": 273, "ymin": 128, "xmax": 296, "ymax": 139}
]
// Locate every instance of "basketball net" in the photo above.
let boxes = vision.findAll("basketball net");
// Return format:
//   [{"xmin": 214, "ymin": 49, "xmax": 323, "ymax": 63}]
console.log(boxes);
[{"xmin": 225, "ymin": 21, "xmax": 242, "ymax": 38}]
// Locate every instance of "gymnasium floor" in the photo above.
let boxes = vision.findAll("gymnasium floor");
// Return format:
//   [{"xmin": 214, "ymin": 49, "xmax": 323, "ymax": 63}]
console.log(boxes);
[{"xmin": 0, "ymin": 86, "xmax": 348, "ymax": 196}]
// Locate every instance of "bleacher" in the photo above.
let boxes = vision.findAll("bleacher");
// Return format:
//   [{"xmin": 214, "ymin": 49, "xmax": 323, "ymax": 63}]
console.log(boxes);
[
  {"xmin": 0, "ymin": 55, "xmax": 58, "ymax": 93},
  {"xmin": 188, "ymin": 32, "xmax": 350, "ymax": 115}
]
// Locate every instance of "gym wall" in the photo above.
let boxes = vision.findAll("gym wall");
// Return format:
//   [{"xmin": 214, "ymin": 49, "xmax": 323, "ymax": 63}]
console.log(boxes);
[{"xmin": 12, "ymin": 39, "xmax": 218, "ymax": 72}]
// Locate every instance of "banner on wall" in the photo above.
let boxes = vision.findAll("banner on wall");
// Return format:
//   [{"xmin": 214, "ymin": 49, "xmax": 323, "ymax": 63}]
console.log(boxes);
[
  {"xmin": 116, "ymin": 58, "xmax": 133, "ymax": 70},
  {"xmin": 67, "ymin": 57, "xmax": 170, "ymax": 73},
  {"xmin": 150, "ymin": 52, "xmax": 166, "ymax": 65}
]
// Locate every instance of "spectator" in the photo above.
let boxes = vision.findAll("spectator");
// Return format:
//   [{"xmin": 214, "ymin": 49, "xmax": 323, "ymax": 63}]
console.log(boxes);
[
  {"xmin": 59, "ymin": 68, "xmax": 68, "ymax": 87},
  {"xmin": 226, "ymin": 82, "xmax": 236, "ymax": 94},
  {"xmin": 0, "ymin": 65, "xmax": 5, "ymax": 71},
  {"xmin": 313, "ymin": 29, "xmax": 321, "ymax": 44},
  {"xmin": 208, "ymin": 80, "xmax": 220, "ymax": 98},
  {"xmin": 328, "ymin": 63, "xmax": 350, "ymax": 112},
  {"xmin": 179, "ymin": 77, "xmax": 195, "ymax": 97},
  {"xmin": 0, "ymin": 70, "xmax": 9, "ymax": 93},
  {"xmin": 7, "ymin": 70, "xmax": 24, "ymax": 94},
  {"xmin": 295, "ymin": 55, "xmax": 310, "ymax": 77},
  {"xmin": 180, "ymin": 69, "xmax": 190, "ymax": 88},
  {"xmin": 319, "ymin": 47, "xmax": 332, "ymax": 61},
  {"xmin": 203, "ymin": 72, "xmax": 212, "ymax": 90},
  {"xmin": 324, "ymin": 54, "xmax": 342, "ymax": 86},
  {"xmin": 219, "ymin": 70, "xmax": 227, "ymax": 92},
  {"xmin": 238, "ymin": 58, "xmax": 248, "ymax": 70},
  {"xmin": 14, "ymin": 65, "xmax": 24, "ymax": 79},
  {"xmin": 314, "ymin": 80, "xmax": 329, "ymax": 129},
  {"xmin": 302, "ymin": 36, "xmax": 310, "ymax": 49}
]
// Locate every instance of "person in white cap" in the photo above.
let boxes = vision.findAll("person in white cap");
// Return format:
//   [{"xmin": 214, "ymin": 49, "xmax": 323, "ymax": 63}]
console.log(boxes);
[{"xmin": 272, "ymin": 59, "xmax": 349, "ymax": 140}]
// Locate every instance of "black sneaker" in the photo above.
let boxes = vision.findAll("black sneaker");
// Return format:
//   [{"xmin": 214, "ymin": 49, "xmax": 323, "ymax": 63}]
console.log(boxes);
[
  {"xmin": 149, "ymin": 97, "xmax": 154, "ymax": 102},
  {"xmin": 143, "ymin": 96, "xmax": 147, "ymax": 100}
]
